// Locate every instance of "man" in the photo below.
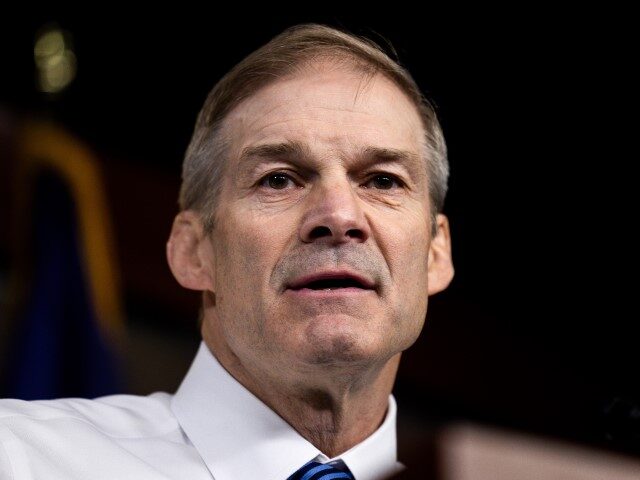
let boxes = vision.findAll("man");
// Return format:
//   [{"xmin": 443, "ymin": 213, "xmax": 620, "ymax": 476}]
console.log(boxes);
[{"xmin": 0, "ymin": 24, "xmax": 453, "ymax": 479}]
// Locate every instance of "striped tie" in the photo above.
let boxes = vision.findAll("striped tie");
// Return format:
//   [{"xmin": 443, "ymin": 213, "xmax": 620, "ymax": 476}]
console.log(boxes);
[{"xmin": 288, "ymin": 460, "xmax": 355, "ymax": 480}]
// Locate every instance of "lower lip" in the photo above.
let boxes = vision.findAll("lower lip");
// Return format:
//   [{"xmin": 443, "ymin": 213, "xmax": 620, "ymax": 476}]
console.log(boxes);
[{"xmin": 286, "ymin": 287, "xmax": 376, "ymax": 297}]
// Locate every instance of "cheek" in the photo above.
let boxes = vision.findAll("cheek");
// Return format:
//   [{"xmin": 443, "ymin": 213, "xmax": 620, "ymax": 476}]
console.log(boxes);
[
  {"xmin": 382, "ymin": 216, "xmax": 431, "ymax": 322},
  {"xmin": 214, "ymin": 209, "xmax": 292, "ymax": 304},
  {"xmin": 383, "ymin": 215, "xmax": 430, "ymax": 279},
  {"xmin": 220, "ymin": 212, "xmax": 272, "ymax": 268}
]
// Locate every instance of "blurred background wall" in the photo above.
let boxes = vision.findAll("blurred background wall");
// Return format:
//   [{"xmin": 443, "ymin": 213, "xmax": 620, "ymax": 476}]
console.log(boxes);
[{"xmin": 0, "ymin": 6, "xmax": 637, "ymax": 474}]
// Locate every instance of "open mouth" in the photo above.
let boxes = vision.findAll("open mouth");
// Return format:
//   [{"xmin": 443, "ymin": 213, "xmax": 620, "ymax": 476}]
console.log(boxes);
[
  {"xmin": 298, "ymin": 277, "xmax": 367, "ymax": 290},
  {"xmin": 287, "ymin": 272, "xmax": 376, "ymax": 292}
]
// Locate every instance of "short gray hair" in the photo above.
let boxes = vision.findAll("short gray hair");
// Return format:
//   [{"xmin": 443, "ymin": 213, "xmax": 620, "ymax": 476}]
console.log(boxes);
[{"xmin": 179, "ymin": 24, "xmax": 449, "ymax": 235}]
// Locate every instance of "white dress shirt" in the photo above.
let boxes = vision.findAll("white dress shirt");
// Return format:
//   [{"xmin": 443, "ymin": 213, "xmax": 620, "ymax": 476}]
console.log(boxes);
[{"xmin": 0, "ymin": 341, "xmax": 404, "ymax": 480}]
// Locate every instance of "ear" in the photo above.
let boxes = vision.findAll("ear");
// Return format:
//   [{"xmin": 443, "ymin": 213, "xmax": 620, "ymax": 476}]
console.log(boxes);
[
  {"xmin": 166, "ymin": 210, "xmax": 215, "ymax": 292},
  {"xmin": 427, "ymin": 213, "xmax": 455, "ymax": 295}
]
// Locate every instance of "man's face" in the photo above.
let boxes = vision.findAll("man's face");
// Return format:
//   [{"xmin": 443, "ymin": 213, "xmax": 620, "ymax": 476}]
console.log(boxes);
[{"xmin": 201, "ymin": 63, "xmax": 449, "ymax": 378}]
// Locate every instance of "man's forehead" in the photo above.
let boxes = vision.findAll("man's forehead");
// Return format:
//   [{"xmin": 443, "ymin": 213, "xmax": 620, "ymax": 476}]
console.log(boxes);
[{"xmin": 221, "ymin": 63, "xmax": 425, "ymax": 157}]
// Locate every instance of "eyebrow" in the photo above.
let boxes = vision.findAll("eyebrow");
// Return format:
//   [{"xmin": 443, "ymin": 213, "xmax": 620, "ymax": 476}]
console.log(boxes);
[
  {"xmin": 239, "ymin": 141, "xmax": 422, "ymax": 171},
  {"xmin": 238, "ymin": 141, "xmax": 312, "ymax": 165},
  {"xmin": 360, "ymin": 146, "xmax": 422, "ymax": 167}
]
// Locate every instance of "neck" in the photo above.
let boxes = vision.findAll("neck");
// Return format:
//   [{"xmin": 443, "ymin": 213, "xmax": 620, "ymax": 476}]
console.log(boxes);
[
  {"xmin": 202, "ymin": 321, "xmax": 400, "ymax": 457},
  {"xmin": 271, "ymin": 357, "xmax": 400, "ymax": 457}
]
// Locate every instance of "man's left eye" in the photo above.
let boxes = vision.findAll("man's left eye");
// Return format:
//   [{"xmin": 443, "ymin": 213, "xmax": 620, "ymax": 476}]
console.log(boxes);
[
  {"xmin": 365, "ymin": 174, "xmax": 402, "ymax": 190},
  {"xmin": 259, "ymin": 173, "xmax": 296, "ymax": 190}
]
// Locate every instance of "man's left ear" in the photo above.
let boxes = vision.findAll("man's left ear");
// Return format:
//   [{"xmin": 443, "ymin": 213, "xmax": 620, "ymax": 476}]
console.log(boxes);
[
  {"xmin": 166, "ymin": 210, "xmax": 216, "ymax": 292},
  {"xmin": 427, "ymin": 213, "xmax": 454, "ymax": 295}
]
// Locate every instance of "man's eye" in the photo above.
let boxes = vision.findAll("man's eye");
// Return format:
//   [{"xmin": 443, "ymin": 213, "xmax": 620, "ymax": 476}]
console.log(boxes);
[
  {"xmin": 259, "ymin": 173, "xmax": 295, "ymax": 190},
  {"xmin": 365, "ymin": 174, "xmax": 402, "ymax": 190}
]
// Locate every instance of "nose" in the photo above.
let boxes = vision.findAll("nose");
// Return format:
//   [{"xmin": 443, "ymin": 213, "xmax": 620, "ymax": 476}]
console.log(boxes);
[{"xmin": 299, "ymin": 177, "xmax": 370, "ymax": 245}]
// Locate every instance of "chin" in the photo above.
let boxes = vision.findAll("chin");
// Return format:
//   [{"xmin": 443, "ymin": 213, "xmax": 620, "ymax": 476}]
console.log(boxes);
[
  {"xmin": 305, "ymin": 339, "xmax": 361, "ymax": 366},
  {"xmin": 286, "ymin": 313, "xmax": 401, "ymax": 366},
  {"xmin": 298, "ymin": 333, "xmax": 388, "ymax": 368}
]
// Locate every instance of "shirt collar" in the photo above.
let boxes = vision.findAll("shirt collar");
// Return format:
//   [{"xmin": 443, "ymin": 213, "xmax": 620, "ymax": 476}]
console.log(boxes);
[
  {"xmin": 331, "ymin": 394, "xmax": 399, "ymax": 480},
  {"xmin": 171, "ymin": 341, "xmax": 399, "ymax": 480}
]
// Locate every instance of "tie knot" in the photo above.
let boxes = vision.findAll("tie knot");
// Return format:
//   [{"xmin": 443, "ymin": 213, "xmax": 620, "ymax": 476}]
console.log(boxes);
[{"xmin": 288, "ymin": 460, "xmax": 355, "ymax": 480}]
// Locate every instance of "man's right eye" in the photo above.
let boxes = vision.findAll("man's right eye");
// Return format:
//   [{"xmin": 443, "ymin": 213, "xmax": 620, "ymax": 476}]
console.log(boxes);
[{"xmin": 259, "ymin": 173, "xmax": 295, "ymax": 190}]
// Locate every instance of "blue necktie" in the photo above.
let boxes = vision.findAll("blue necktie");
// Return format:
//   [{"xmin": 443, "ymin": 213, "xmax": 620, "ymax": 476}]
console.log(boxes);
[{"xmin": 288, "ymin": 460, "xmax": 355, "ymax": 480}]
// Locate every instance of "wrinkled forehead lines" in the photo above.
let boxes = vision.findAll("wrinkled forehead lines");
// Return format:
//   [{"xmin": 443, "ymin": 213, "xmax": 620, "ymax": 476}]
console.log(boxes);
[{"xmin": 222, "ymin": 65, "xmax": 424, "ymax": 151}]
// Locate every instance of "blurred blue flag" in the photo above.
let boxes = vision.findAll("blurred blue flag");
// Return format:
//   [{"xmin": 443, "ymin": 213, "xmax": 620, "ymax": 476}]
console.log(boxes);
[{"xmin": 4, "ymin": 169, "xmax": 123, "ymax": 400}]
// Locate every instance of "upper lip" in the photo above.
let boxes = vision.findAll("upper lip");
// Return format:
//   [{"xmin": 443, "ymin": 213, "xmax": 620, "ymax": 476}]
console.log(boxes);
[{"xmin": 287, "ymin": 270, "xmax": 376, "ymax": 291}]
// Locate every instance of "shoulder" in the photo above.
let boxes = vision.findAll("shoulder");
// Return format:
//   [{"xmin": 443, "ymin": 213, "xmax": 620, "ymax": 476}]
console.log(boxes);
[
  {"xmin": 0, "ymin": 392, "xmax": 181, "ymax": 479},
  {"xmin": 0, "ymin": 391, "xmax": 177, "ymax": 439}
]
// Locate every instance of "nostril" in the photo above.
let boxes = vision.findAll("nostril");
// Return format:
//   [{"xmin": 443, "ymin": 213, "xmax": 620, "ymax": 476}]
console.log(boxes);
[
  {"xmin": 308, "ymin": 226, "xmax": 332, "ymax": 241},
  {"xmin": 346, "ymin": 228, "xmax": 365, "ymax": 240}
]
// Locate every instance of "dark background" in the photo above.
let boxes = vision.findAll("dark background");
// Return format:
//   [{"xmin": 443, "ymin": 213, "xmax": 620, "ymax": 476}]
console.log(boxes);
[{"xmin": 0, "ymin": 7, "xmax": 637, "ymax": 459}]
